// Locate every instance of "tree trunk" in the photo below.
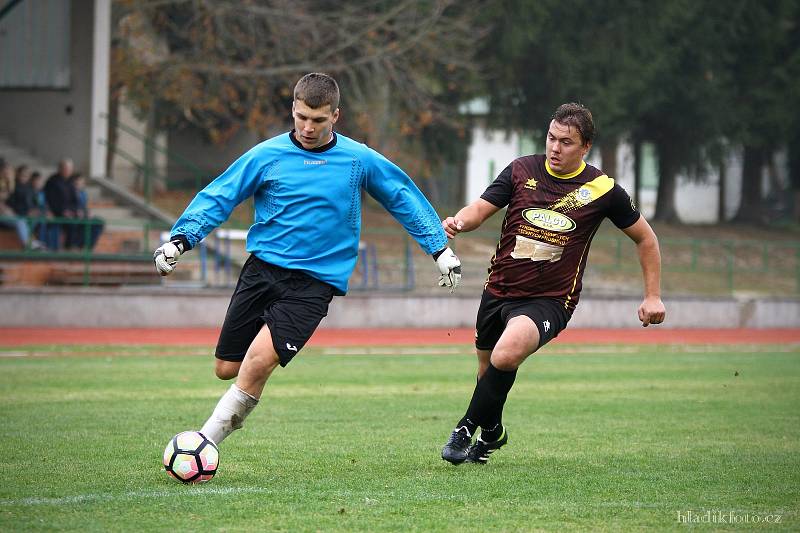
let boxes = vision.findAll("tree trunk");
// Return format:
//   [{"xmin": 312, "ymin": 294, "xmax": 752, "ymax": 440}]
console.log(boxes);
[
  {"xmin": 717, "ymin": 159, "xmax": 726, "ymax": 223},
  {"xmin": 143, "ymin": 104, "xmax": 158, "ymax": 198},
  {"xmin": 733, "ymin": 145, "xmax": 764, "ymax": 223},
  {"xmin": 788, "ymin": 131, "xmax": 800, "ymax": 222},
  {"xmin": 653, "ymin": 140, "xmax": 680, "ymax": 223},
  {"xmin": 632, "ymin": 136, "xmax": 642, "ymax": 210},
  {"xmin": 105, "ymin": 86, "xmax": 120, "ymax": 179},
  {"xmin": 453, "ymin": 127, "xmax": 470, "ymax": 209},
  {"xmin": 599, "ymin": 138, "xmax": 618, "ymax": 178}
]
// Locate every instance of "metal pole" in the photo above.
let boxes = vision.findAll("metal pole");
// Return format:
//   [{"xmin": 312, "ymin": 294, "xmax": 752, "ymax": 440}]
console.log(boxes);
[
  {"xmin": 0, "ymin": 0, "xmax": 25, "ymax": 22},
  {"xmin": 405, "ymin": 236, "xmax": 415, "ymax": 290},
  {"xmin": 726, "ymin": 242, "xmax": 735, "ymax": 294}
]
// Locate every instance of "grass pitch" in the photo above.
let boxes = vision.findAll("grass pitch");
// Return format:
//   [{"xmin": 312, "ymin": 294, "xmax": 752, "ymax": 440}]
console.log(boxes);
[{"xmin": 0, "ymin": 343, "xmax": 798, "ymax": 532}]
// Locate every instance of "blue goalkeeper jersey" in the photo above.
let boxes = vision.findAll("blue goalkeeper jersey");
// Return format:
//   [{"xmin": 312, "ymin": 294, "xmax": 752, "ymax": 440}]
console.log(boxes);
[{"xmin": 170, "ymin": 131, "xmax": 447, "ymax": 294}]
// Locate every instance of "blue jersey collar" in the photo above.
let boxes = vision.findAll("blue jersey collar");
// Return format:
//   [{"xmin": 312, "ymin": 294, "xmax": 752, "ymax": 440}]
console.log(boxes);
[{"xmin": 289, "ymin": 130, "xmax": 338, "ymax": 153}]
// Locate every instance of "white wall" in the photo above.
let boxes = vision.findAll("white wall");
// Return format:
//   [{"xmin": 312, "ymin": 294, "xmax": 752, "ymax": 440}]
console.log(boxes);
[
  {"xmin": 0, "ymin": 289, "xmax": 796, "ymax": 329},
  {"xmin": 465, "ymin": 125, "xmax": 523, "ymax": 203},
  {"xmin": 109, "ymin": 100, "xmax": 168, "ymax": 189},
  {"xmin": 167, "ymin": 127, "xmax": 263, "ymax": 186},
  {"xmin": 0, "ymin": 0, "xmax": 104, "ymax": 176},
  {"xmin": 465, "ymin": 128, "xmax": 761, "ymax": 224}
]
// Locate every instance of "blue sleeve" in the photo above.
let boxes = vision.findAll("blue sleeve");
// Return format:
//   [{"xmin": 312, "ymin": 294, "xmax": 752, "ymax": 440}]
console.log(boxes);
[
  {"xmin": 171, "ymin": 145, "xmax": 268, "ymax": 248},
  {"xmin": 362, "ymin": 148, "xmax": 447, "ymax": 255}
]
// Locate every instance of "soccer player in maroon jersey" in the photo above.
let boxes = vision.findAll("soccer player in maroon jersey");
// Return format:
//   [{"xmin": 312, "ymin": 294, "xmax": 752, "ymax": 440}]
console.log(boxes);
[{"xmin": 441, "ymin": 102, "xmax": 666, "ymax": 464}]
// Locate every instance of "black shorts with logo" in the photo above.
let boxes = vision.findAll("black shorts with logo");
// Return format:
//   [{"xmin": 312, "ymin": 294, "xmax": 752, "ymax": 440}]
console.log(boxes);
[
  {"xmin": 475, "ymin": 291, "xmax": 571, "ymax": 351},
  {"xmin": 215, "ymin": 255, "xmax": 335, "ymax": 366}
]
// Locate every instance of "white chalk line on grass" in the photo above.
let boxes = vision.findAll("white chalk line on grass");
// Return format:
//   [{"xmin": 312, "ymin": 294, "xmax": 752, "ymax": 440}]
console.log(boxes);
[
  {"xmin": 0, "ymin": 486, "xmax": 273, "ymax": 507},
  {"xmin": 0, "ymin": 350, "xmax": 211, "ymax": 358},
  {"xmin": 0, "ymin": 351, "xmax": 29, "ymax": 358},
  {"xmin": 4, "ymin": 344, "xmax": 796, "ymax": 359},
  {"xmin": 318, "ymin": 344, "xmax": 800, "ymax": 356},
  {"xmin": 320, "ymin": 347, "xmax": 466, "ymax": 356}
]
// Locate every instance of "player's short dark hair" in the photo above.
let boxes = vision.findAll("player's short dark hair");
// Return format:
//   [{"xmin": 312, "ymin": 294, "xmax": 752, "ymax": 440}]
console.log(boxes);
[
  {"xmin": 552, "ymin": 103, "xmax": 595, "ymax": 145},
  {"xmin": 294, "ymin": 73, "xmax": 340, "ymax": 111}
]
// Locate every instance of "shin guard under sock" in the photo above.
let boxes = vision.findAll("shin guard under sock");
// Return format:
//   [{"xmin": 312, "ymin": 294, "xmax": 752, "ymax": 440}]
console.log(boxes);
[
  {"xmin": 200, "ymin": 384, "xmax": 259, "ymax": 445},
  {"xmin": 462, "ymin": 363, "xmax": 517, "ymax": 439}
]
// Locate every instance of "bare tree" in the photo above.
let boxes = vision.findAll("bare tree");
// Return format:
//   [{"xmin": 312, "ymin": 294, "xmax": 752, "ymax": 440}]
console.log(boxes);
[{"xmin": 112, "ymin": 0, "xmax": 486, "ymax": 198}]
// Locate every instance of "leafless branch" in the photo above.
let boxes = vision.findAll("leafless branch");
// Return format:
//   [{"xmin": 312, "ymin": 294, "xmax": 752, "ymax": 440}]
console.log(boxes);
[{"xmin": 112, "ymin": 0, "xmax": 486, "ymax": 156}]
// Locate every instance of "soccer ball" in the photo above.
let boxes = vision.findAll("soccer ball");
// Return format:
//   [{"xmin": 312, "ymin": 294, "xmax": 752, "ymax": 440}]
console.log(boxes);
[{"xmin": 162, "ymin": 431, "xmax": 219, "ymax": 483}]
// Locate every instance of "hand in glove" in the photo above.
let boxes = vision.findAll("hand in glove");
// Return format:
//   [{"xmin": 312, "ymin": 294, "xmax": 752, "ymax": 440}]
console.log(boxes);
[
  {"xmin": 434, "ymin": 247, "xmax": 462, "ymax": 292},
  {"xmin": 153, "ymin": 239, "xmax": 186, "ymax": 276}
]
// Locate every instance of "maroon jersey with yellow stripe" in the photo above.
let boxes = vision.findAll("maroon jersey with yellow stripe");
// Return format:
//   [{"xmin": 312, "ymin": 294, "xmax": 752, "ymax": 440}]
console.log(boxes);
[{"xmin": 481, "ymin": 154, "xmax": 639, "ymax": 313}]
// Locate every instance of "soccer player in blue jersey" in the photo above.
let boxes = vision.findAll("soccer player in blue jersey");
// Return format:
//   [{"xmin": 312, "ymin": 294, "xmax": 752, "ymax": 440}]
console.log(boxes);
[{"xmin": 154, "ymin": 73, "xmax": 462, "ymax": 446}]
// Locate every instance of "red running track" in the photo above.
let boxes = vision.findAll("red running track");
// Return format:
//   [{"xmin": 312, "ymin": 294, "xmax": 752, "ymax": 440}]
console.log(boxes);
[{"xmin": 0, "ymin": 327, "xmax": 798, "ymax": 347}]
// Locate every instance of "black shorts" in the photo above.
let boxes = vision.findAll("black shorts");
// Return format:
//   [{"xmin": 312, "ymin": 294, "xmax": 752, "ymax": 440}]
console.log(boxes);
[
  {"xmin": 215, "ymin": 255, "xmax": 335, "ymax": 366},
  {"xmin": 475, "ymin": 291, "xmax": 571, "ymax": 351}
]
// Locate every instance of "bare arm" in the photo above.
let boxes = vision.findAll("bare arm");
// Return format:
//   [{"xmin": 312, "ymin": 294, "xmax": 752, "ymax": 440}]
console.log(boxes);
[
  {"xmin": 621, "ymin": 216, "xmax": 666, "ymax": 327},
  {"xmin": 442, "ymin": 198, "xmax": 501, "ymax": 238}
]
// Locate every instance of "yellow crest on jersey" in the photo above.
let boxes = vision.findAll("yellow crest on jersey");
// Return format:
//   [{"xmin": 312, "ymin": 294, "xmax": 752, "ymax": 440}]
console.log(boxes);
[{"xmin": 549, "ymin": 175, "xmax": 614, "ymax": 212}]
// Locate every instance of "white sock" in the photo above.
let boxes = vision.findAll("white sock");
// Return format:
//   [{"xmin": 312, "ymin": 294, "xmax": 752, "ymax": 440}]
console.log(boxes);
[{"xmin": 200, "ymin": 384, "xmax": 259, "ymax": 445}]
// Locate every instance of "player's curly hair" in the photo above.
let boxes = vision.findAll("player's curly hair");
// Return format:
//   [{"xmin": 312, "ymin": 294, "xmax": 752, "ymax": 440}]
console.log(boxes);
[
  {"xmin": 294, "ymin": 73, "xmax": 340, "ymax": 111},
  {"xmin": 552, "ymin": 103, "xmax": 595, "ymax": 146}
]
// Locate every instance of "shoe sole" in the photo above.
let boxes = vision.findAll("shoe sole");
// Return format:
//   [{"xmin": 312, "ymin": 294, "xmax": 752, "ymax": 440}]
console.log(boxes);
[{"xmin": 441, "ymin": 450, "xmax": 468, "ymax": 465}]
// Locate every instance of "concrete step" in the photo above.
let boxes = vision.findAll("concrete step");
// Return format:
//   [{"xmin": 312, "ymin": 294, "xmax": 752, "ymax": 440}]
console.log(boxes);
[
  {"xmin": 84, "ymin": 185, "xmax": 105, "ymax": 201},
  {"xmin": 2, "ymin": 155, "xmax": 52, "ymax": 171},
  {"xmin": 89, "ymin": 199, "xmax": 124, "ymax": 209},
  {"xmin": 0, "ymin": 139, "xmax": 54, "ymax": 175},
  {"xmin": 92, "ymin": 228, "xmax": 153, "ymax": 254},
  {"xmin": 0, "ymin": 228, "xmax": 23, "ymax": 250},
  {"xmin": 0, "ymin": 258, "xmax": 158, "ymax": 287},
  {"xmin": 0, "ymin": 261, "xmax": 53, "ymax": 285},
  {"xmin": 0, "ymin": 137, "xmax": 180, "ymax": 262},
  {"xmin": 103, "ymin": 219, "xmax": 152, "ymax": 232},
  {"xmin": 90, "ymin": 206, "xmax": 141, "ymax": 220}
]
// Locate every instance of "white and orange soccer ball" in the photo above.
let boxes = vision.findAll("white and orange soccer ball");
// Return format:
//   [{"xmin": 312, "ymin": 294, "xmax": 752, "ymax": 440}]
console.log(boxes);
[{"xmin": 162, "ymin": 431, "xmax": 219, "ymax": 483}]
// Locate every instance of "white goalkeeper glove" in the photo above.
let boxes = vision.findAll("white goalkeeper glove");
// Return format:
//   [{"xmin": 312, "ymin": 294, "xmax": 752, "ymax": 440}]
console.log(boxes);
[
  {"xmin": 434, "ymin": 247, "xmax": 462, "ymax": 292},
  {"xmin": 153, "ymin": 239, "xmax": 185, "ymax": 276}
]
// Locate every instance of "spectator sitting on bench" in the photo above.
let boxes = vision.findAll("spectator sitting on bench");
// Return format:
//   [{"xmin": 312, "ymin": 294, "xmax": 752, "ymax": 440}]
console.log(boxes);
[
  {"xmin": 66, "ymin": 173, "xmax": 104, "ymax": 251},
  {"xmin": 0, "ymin": 160, "xmax": 40, "ymax": 250},
  {"xmin": 30, "ymin": 171, "xmax": 60, "ymax": 250},
  {"xmin": 7, "ymin": 165, "xmax": 46, "ymax": 250},
  {"xmin": 44, "ymin": 158, "xmax": 76, "ymax": 251}
]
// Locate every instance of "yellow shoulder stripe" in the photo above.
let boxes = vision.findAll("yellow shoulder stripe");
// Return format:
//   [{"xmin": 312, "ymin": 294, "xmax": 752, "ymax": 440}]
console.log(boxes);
[
  {"xmin": 548, "ymin": 175, "xmax": 615, "ymax": 212},
  {"xmin": 582, "ymin": 174, "xmax": 614, "ymax": 198}
]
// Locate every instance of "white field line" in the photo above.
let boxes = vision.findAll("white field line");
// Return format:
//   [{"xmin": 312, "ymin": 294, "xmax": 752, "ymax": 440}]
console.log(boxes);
[
  {"xmin": 2, "ymin": 344, "xmax": 797, "ymax": 358},
  {"xmin": 0, "ymin": 485, "xmax": 273, "ymax": 507},
  {"xmin": 320, "ymin": 347, "xmax": 466, "ymax": 356},
  {"xmin": 320, "ymin": 344, "xmax": 800, "ymax": 356},
  {"xmin": 0, "ymin": 350, "xmax": 210, "ymax": 358}
]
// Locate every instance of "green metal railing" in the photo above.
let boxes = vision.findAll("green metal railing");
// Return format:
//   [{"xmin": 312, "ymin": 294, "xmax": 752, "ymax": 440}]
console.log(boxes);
[
  {"xmin": 3, "ymin": 210, "xmax": 798, "ymax": 295},
  {"xmin": 0, "ymin": 0, "xmax": 24, "ymax": 21},
  {"xmin": 0, "ymin": 215, "xmax": 162, "ymax": 286},
  {"xmin": 587, "ymin": 234, "xmax": 800, "ymax": 296},
  {"xmin": 97, "ymin": 139, "xmax": 163, "ymax": 202},
  {"xmin": 443, "ymin": 228, "xmax": 800, "ymax": 297},
  {"xmin": 349, "ymin": 227, "xmax": 800, "ymax": 297},
  {"xmin": 100, "ymin": 112, "xmax": 209, "ymax": 201}
]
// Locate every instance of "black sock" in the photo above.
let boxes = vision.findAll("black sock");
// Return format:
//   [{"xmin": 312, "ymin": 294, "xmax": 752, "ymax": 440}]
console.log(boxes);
[
  {"xmin": 462, "ymin": 363, "xmax": 517, "ymax": 439},
  {"xmin": 454, "ymin": 372, "xmax": 484, "ymax": 435},
  {"xmin": 455, "ymin": 416, "xmax": 478, "ymax": 437},
  {"xmin": 480, "ymin": 423, "xmax": 504, "ymax": 443}
]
